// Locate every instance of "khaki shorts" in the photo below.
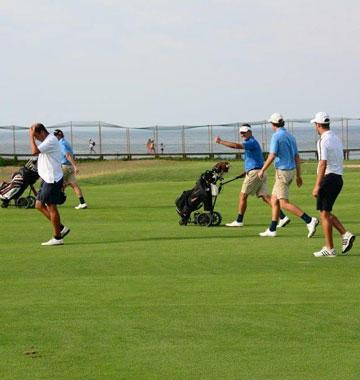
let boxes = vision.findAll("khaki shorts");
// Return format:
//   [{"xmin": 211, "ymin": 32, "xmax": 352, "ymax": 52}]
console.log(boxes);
[
  {"xmin": 241, "ymin": 169, "xmax": 268, "ymax": 197},
  {"xmin": 272, "ymin": 169, "xmax": 294, "ymax": 200},
  {"xmin": 62, "ymin": 165, "xmax": 77, "ymax": 186}
]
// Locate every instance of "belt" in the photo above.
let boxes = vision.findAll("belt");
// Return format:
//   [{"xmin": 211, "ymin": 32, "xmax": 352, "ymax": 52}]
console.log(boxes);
[{"xmin": 325, "ymin": 173, "xmax": 342, "ymax": 177}]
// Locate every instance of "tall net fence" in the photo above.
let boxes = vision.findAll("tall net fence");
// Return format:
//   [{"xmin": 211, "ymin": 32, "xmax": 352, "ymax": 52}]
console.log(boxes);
[{"xmin": 1, "ymin": 118, "xmax": 360, "ymax": 159}]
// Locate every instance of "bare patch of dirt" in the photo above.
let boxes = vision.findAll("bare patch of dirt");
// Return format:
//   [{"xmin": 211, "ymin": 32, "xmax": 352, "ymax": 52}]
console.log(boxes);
[
  {"xmin": 0, "ymin": 159, "xmax": 173, "ymax": 179},
  {"xmin": 23, "ymin": 347, "xmax": 41, "ymax": 358},
  {"xmin": 76, "ymin": 160, "xmax": 161, "ymax": 178}
]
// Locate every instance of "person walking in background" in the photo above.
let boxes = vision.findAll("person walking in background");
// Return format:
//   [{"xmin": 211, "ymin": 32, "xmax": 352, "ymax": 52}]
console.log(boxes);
[
  {"xmin": 29, "ymin": 123, "xmax": 70, "ymax": 246},
  {"xmin": 54, "ymin": 129, "xmax": 88, "ymax": 210},
  {"xmin": 89, "ymin": 138, "xmax": 96, "ymax": 153},
  {"xmin": 215, "ymin": 123, "xmax": 289, "ymax": 228},
  {"xmin": 146, "ymin": 138, "xmax": 155, "ymax": 154},
  {"xmin": 258, "ymin": 113, "xmax": 318, "ymax": 237},
  {"xmin": 146, "ymin": 138, "xmax": 153, "ymax": 153},
  {"xmin": 160, "ymin": 143, "xmax": 165, "ymax": 154},
  {"xmin": 311, "ymin": 112, "xmax": 355, "ymax": 257}
]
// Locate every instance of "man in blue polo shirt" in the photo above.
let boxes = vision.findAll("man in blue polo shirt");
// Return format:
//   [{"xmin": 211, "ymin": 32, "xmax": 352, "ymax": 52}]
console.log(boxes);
[
  {"xmin": 258, "ymin": 113, "xmax": 318, "ymax": 237},
  {"xmin": 54, "ymin": 129, "xmax": 88, "ymax": 209},
  {"xmin": 215, "ymin": 123, "xmax": 289, "ymax": 227}
]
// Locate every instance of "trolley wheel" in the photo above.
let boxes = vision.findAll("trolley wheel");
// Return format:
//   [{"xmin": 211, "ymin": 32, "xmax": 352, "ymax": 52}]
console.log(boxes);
[
  {"xmin": 211, "ymin": 211, "xmax": 222, "ymax": 226},
  {"xmin": 26, "ymin": 196, "xmax": 36, "ymax": 208},
  {"xmin": 16, "ymin": 197, "xmax": 28, "ymax": 208},
  {"xmin": 197, "ymin": 212, "xmax": 212, "ymax": 227},
  {"xmin": 193, "ymin": 212, "xmax": 200, "ymax": 225}
]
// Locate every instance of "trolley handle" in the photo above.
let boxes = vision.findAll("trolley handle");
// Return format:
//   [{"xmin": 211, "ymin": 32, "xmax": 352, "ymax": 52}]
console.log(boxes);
[{"xmin": 221, "ymin": 172, "xmax": 246, "ymax": 185}]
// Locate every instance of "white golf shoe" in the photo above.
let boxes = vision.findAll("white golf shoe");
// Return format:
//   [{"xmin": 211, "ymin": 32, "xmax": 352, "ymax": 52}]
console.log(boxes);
[
  {"xmin": 277, "ymin": 216, "xmax": 290, "ymax": 228},
  {"xmin": 307, "ymin": 217, "xmax": 319, "ymax": 238},
  {"xmin": 259, "ymin": 228, "xmax": 277, "ymax": 237},
  {"xmin": 75, "ymin": 203, "xmax": 88, "ymax": 210},
  {"xmin": 60, "ymin": 226, "xmax": 71, "ymax": 238},
  {"xmin": 41, "ymin": 238, "xmax": 64, "ymax": 246},
  {"xmin": 342, "ymin": 232, "xmax": 356, "ymax": 254},
  {"xmin": 225, "ymin": 220, "xmax": 244, "ymax": 227},
  {"xmin": 313, "ymin": 247, "xmax": 336, "ymax": 257}
]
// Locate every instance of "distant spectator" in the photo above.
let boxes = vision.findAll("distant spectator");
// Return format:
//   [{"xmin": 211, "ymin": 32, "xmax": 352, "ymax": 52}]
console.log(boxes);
[
  {"xmin": 160, "ymin": 143, "xmax": 165, "ymax": 154},
  {"xmin": 146, "ymin": 138, "xmax": 155, "ymax": 154},
  {"xmin": 89, "ymin": 138, "xmax": 96, "ymax": 153},
  {"xmin": 146, "ymin": 138, "xmax": 152, "ymax": 153}
]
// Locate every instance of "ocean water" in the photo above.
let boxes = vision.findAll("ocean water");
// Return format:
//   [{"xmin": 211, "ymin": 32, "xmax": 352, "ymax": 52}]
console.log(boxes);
[{"xmin": 1, "ymin": 120, "xmax": 360, "ymax": 159}]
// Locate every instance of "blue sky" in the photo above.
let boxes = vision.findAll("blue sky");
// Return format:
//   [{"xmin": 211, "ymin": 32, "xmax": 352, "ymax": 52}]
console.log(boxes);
[{"xmin": 1, "ymin": 0, "xmax": 359, "ymax": 126}]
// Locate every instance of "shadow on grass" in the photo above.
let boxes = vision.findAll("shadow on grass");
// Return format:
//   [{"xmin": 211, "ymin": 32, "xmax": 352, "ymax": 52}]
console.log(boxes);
[{"xmin": 63, "ymin": 233, "xmax": 299, "ymax": 246}]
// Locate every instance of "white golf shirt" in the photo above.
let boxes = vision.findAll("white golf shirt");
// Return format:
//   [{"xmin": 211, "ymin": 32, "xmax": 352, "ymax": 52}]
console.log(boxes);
[
  {"xmin": 317, "ymin": 130, "xmax": 343, "ymax": 175},
  {"xmin": 37, "ymin": 134, "xmax": 63, "ymax": 183}
]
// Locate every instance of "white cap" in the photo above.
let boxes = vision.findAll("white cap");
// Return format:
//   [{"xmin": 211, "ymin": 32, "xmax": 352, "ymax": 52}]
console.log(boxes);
[
  {"xmin": 268, "ymin": 113, "xmax": 284, "ymax": 124},
  {"xmin": 310, "ymin": 112, "xmax": 330, "ymax": 124},
  {"xmin": 239, "ymin": 124, "xmax": 251, "ymax": 133}
]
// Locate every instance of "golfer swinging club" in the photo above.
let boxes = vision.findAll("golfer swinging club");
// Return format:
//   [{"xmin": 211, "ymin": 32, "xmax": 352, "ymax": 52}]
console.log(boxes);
[{"xmin": 29, "ymin": 123, "xmax": 70, "ymax": 246}]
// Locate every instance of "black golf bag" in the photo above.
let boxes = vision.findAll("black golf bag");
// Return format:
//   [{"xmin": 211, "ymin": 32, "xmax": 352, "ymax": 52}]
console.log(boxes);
[
  {"xmin": 175, "ymin": 161, "xmax": 230, "ymax": 226},
  {"xmin": 0, "ymin": 159, "xmax": 39, "ymax": 208}
]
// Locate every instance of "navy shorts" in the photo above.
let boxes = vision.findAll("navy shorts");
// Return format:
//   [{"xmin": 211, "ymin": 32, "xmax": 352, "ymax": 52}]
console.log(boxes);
[
  {"xmin": 37, "ymin": 178, "xmax": 66, "ymax": 205},
  {"xmin": 317, "ymin": 173, "xmax": 343, "ymax": 212}
]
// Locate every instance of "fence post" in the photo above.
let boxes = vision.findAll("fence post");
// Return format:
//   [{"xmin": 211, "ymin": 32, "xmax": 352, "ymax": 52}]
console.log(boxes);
[
  {"xmin": 235, "ymin": 123, "xmax": 242, "ymax": 159},
  {"xmin": 98, "ymin": 121, "xmax": 102, "ymax": 158},
  {"xmin": 262, "ymin": 122, "xmax": 267, "ymax": 152},
  {"xmin": 154, "ymin": 125, "xmax": 159, "ymax": 157},
  {"xmin": 346, "ymin": 118, "xmax": 349, "ymax": 155},
  {"xmin": 126, "ymin": 128, "xmax": 131, "ymax": 159},
  {"xmin": 181, "ymin": 126, "xmax": 186, "ymax": 158},
  {"xmin": 345, "ymin": 119, "xmax": 349, "ymax": 159},
  {"xmin": 70, "ymin": 121, "xmax": 73, "ymax": 147},
  {"xmin": 12, "ymin": 125, "xmax": 16, "ymax": 158},
  {"xmin": 208, "ymin": 125, "xmax": 214, "ymax": 158}
]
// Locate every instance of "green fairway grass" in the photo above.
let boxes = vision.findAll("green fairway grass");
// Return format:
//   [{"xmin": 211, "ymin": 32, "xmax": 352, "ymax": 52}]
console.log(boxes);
[{"xmin": 0, "ymin": 160, "xmax": 359, "ymax": 379}]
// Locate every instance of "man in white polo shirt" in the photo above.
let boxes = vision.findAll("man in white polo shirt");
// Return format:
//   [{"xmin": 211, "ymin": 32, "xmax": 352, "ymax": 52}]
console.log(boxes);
[
  {"xmin": 311, "ymin": 112, "xmax": 355, "ymax": 257},
  {"xmin": 29, "ymin": 123, "xmax": 70, "ymax": 246}
]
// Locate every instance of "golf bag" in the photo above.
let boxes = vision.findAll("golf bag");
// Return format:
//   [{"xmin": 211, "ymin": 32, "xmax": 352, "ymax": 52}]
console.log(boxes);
[
  {"xmin": 0, "ymin": 159, "xmax": 39, "ymax": 208},
  {"xmin": 175, "ymin": 161, "xmax": 230, "ymax": 226}
]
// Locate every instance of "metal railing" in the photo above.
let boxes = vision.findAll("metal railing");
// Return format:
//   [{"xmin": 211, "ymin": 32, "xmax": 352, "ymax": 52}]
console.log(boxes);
[{"xmin": 1, "ymin": 118, "xmax": 360, "ymax": 159}]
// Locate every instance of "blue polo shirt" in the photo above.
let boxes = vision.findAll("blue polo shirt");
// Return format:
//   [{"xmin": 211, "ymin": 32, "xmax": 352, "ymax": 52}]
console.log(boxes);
[
  {"xmin": 269, "ymin": 128, "xmax": 298, "ymax": 170},
  {"xmin": 58, "ymin": 138, "xmax": 74, "ymax": 165},
  {"xmin": 242, "ymin": 136, "xmax": 264, "ymax": 172}
]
